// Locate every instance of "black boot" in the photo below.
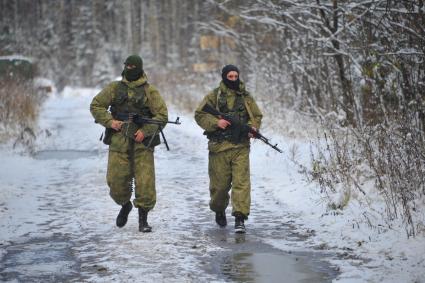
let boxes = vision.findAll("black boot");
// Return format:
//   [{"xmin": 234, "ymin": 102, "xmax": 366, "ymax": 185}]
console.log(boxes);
[
  {"xmin": 116, "ymin": 201, "xmax": 132, "ymax": 228},
  {"xmin": 215, "ymin": 211, "xmax": 227, "ymax": 227},
  {"xmin": 138, "ymin": 208, "xmax": 152, "ymax": 233},
  {"xmin": 234, "ymin": 212, "xmax": 246, "ymax": 234}
]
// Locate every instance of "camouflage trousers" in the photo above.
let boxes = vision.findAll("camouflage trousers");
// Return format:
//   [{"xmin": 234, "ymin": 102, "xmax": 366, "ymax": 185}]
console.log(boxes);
[
  {"xmin": 208, "ymin": 146, "xmax": 251, "ymax": 219},
  {"xmin": 106, "ymin": 146, "xmax": 156, "ymax": 211}
]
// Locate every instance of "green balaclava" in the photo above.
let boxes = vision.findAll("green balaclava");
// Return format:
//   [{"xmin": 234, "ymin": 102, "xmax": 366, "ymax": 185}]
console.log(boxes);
[{"xmin": 123, "ymin": 55, "xmax": 144, "ymax": 81}]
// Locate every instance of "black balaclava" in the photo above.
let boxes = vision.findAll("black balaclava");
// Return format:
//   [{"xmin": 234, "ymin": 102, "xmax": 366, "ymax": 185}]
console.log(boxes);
[
  {"xmin": 221, "ymin": 64, "xmax": 240, "ymax": 91},
  {"xmin": 122, "ymin": 55, "xmax": 144, "ymax": 81}
]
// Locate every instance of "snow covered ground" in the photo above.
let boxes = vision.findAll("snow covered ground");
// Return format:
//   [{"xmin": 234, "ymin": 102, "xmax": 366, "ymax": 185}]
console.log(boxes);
[{"xmin": 0, "ymin": 87, "xmax": 424, "ymax": 282}]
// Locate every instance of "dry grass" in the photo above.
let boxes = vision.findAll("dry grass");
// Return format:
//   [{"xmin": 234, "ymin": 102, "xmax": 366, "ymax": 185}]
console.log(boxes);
[
  {"xmin": 0, "ymin": 76, "xmax": 42, "ymax": 142},
  {"xmin": 306, "ymin": 114, "xmax": 425, "ymax": 238}
]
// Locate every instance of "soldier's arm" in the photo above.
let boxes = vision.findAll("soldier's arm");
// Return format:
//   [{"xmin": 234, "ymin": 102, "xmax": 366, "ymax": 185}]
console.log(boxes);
[
  {"xmin": 194, "ymin": 92, "xmax": 220, "ymax": 132},
  {"xmin": 90, "ymin": 83, "xmax": 116, "ymax": 128},
  {"xmin": 141, "ymin": 85, "xmax": 168, "ymax": 137},
  {"xmin": 246, "ymin": 95, "xmax": 263, "ymax": 130}
]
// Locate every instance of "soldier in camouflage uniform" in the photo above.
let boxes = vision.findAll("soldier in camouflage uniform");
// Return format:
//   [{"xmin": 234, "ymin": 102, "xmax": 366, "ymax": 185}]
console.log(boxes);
[
  {"xmin": 194, "ymin": 65, "xmax": 263, "ymax": 233},
  {"xmin": 90, "ymin": 55, "xmax": 168, "ymax": 232}
]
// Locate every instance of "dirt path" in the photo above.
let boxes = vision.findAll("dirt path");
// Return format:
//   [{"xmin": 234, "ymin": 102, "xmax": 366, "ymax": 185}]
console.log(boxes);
[{"xmin": 0, "ymin": 92, "xmax": 338, "ymax": 282}]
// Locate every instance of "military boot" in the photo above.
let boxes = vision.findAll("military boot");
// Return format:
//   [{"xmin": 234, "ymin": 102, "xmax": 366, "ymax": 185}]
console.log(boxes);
[
  {"xmin": 234, "ymin": 212, "xmax": 246, "ymax": 234},
  {"xmin": 116, "ymin": 201, "xmax": 132, "ymax": 228},
  {"xmin": 138, "ymin": 208, "xmax": 152, "ymax": 233},
  {"xmin": 215, "ymin": 211, "xmax": 227, "ymax": 227}
]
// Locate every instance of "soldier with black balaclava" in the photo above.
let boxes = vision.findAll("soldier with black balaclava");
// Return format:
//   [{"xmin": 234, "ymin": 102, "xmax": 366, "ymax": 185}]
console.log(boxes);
[
  {"xmin": 90, "ymin": 55, "xmax": 168, "ymax": 233},
  {"xmin": 194, "ymin": 65, "xmax": 263, "ymax": 233}
]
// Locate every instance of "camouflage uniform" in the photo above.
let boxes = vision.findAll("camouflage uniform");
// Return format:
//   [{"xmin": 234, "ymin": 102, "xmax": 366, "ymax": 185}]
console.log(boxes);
[
  {"xmin": 90, "ymin": 73, "xmax": 168, "ymax": 211},
  {"xmin": 195, "ymin": 81, "xmax": 263, "ymax": 219}
]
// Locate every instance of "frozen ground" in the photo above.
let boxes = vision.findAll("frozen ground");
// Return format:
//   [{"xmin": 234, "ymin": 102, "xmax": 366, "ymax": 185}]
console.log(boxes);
[{"xmin": 0, "ymin": 87, "xmax": 424, "ymax": 282}]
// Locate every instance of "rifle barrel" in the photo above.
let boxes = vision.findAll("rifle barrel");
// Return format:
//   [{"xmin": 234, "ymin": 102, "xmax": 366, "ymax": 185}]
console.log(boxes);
[{"xmin": 114, "ymin": 112, "xmax": 181, "ymax": 126}]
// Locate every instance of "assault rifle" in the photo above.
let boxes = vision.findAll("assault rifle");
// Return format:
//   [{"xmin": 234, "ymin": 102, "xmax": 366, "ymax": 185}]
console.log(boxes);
[
  {"xmin": 201, "ymin": 103, "xmax": 283, "ymax": 153},
  {"xmin": 102, "ymin": 112, "xmax": 181, "ymax": 150}
]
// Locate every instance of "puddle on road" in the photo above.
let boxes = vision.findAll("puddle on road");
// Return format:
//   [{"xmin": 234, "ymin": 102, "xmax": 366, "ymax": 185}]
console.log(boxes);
[
  {"xmin": 222, "ymin": 252, "xmax": 332, "ymax": 283},
  {"xmin": 0, "ymin": 236, "xmax": 81, "ymax": 282},
  {"xmin": 205, "ymin": 229, "xmax": 338, "ymax": 283},
  {"xmin": 34, "ymin": 149, "xmax": 102, "ymax": 160}
]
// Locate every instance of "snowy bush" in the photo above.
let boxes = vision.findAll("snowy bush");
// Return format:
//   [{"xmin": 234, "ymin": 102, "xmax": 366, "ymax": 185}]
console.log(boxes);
[{"xmin": 308, "ymin": 112, "xmax": 425, "ymax": 238}]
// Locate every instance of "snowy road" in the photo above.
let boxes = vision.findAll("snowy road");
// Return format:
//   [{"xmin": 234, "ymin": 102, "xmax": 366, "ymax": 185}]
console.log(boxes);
[{"xmin": 0, "ymin": 89, "xmax": 339, "ymax": 282}]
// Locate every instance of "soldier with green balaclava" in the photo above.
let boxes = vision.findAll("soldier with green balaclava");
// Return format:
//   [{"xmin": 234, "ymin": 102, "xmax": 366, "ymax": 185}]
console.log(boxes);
[
  {"xmin": 90, "ymin": 55, "xmax": 168, "ymax": 232},
  {"xmin": 194, "ymin": 65, "xmax": 263, "ymax": 233}
]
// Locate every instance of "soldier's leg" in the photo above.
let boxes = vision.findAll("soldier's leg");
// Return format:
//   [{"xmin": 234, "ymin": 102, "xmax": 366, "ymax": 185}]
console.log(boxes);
[
  {"xmin": 133, "ymin": 148, "xmax": 156, "ymax": 211},
  {"xmin": 106, "ymin": 150, "xmax": 133, "ymax": 205},
  {"xmin": 208, "ymin": 150, "xmax": 232, "ymax": 213},
  {"xmin": 230, "ymin": 147, "xmax": 251, "ymax": 219}
]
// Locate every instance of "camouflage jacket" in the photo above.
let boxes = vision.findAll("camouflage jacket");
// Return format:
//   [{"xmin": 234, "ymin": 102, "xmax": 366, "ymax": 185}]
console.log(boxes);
[
  {"xmin": 90, "ymin": 74, "xmax": 168, "ymax": 153},
  {"xmin": 194, "ymin": 81, "xmax": 263, "ymax": 153}
]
